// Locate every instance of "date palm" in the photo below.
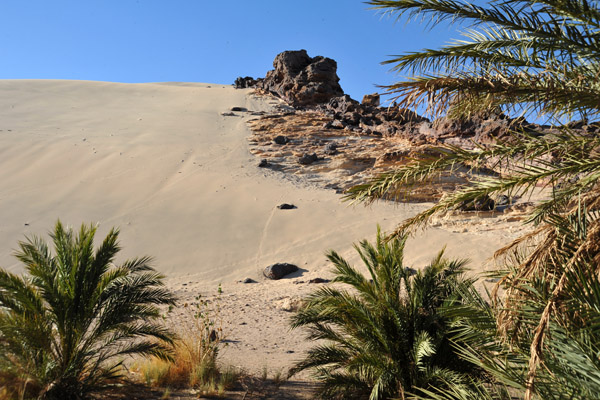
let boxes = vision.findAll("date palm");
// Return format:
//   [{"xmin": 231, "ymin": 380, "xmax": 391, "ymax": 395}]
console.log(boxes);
[
  {"xmin": 420, "ymin": 210, "xmax": 600, "ymax": 400},
  {"xmin": 413, "ymin": 247, "xmax": 600, "ymax": 400},
  {"xmin": 0, "ymin": 221, "xmax": 176, "ymax": 399},
  {"xmin": 347, "ymin": 2, "xmax": 600, "ymax": 397},
  {"xmin": 289, "ymin": 230, "xmax": 480, "ymax": 400},
  {"xmin": 367, "ymin": 0, "xmax": 600, "ymax": 121}
]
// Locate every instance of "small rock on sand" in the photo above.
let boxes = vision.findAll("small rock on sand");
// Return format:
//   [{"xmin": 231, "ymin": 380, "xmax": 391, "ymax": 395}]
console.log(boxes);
[
  {"xmin": 273, "ymin": 135, "xmax": 290, "ymax": 145},
  {"xmin": 277, "ymin": 203, "xmax": 296, "ymax": 210},
  {"xmin": 298, "ymin": 153, "xmax": 319, "ymax": 165},
  {"xmin": 264, "ymin": 263, "xmax": 299, "ymax": 280}
]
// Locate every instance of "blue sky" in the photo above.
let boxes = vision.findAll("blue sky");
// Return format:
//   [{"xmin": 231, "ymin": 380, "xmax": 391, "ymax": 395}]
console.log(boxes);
[{"xmin": 1, "ymin": 1, "xmax": 461, "ymax": 103}]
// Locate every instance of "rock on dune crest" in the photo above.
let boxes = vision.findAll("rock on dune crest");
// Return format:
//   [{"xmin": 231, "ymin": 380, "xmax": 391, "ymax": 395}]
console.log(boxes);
[{"xmin": 259, "ymin": 49, "xmax": 344, "ymax": 107}]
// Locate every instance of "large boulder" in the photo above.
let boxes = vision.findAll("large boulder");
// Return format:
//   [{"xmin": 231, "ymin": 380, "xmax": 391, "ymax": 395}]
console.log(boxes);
[
  {"xmin": 263, "ymin": 263, "xmax": 299, "ymax": 280},
  {"xmin": 260, "ymin": 50, "xmax": 344, "ymax": 107}
]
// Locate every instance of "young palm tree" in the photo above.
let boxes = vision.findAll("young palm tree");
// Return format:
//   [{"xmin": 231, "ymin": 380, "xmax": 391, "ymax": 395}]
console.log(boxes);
[
  {"xmin": 0, "ymin": 221, "xmax": 176, "ymax": 400},
  {"xmin": 289, "ymin": 230, "xmax": 480, "ymax": 400}
]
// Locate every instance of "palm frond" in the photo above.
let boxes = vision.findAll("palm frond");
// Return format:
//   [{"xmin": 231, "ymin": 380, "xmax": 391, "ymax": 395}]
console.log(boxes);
[{"xmin": 0, "ymin": 220, "xmax": 176, "ymax": 399}]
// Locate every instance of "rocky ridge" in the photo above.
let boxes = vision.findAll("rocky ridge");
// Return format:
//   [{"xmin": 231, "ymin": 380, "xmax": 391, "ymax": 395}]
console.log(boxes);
[{"xmin": 236, "ymin": 50, "xmax": 597, "ymax": 208}]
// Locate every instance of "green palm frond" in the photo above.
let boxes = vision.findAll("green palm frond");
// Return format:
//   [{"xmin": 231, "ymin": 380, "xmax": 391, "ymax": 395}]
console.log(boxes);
[
  {"xmin": 290, "ymin": 229, "xmax": 480, "ymax": 399},
  {"xmin": 439, "ymin": 234, "xmax": 600, "ymax": 400},
  {"xmin": 368, "ymin": 0, "xmax": 600, "ymax": 120},
  {"xmin": 347, "ymin": 130, "xmax": 600, "ymax": 234},
  {"xmin": 0, "ymin": 220, "xmax": 176, "ymax": 399}
]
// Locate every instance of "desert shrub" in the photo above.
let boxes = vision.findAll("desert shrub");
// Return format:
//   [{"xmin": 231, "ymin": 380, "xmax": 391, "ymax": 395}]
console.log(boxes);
[
  {"xmin": 135, "ymin": 287, "xmax": 237, "ymax": 396},
  {"xmin": 0, "ymin": 221, "xmax": 176, "ymax": 400}
]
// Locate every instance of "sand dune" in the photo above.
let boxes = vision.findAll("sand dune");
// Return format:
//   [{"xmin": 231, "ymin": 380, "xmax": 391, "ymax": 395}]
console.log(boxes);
[
  {"xmin": 0, "ymin": 80, "xmax": 511, "ymax": 280},
  {"xmin": 0, "ymin": 80, "xmax": 522, "ymax": 372}
]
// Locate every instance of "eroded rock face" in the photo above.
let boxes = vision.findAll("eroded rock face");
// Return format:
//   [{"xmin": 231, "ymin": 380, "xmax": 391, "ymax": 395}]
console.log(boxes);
[
  {"xmin": 244, "ymin": 50, "xmax": 563, "ymax": 205},
  {"xmin": 260, "ymin": 50, "xmax": 344, "ymax": 107},
  {"xmin": 428, "ymin": 113, "xmax": 541, "ymax": 145},
  {"xmin": 247, "ymin": 109, "xmax": 473, "ymax": 201},
  {"xmin": 252, "ymin": 50, "xmax": 555, "ymax": 150}
]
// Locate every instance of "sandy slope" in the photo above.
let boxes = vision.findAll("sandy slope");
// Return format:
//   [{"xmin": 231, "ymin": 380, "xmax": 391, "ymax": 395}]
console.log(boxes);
[{"xmin": 0, "ymin": 80, "xmax": 521, "ymax": 374}]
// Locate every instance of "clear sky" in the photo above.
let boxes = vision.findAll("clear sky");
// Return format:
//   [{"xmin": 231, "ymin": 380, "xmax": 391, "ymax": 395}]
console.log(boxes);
[{"xmin": 1, "ymin": 1, "xmax": 461, "ymax": 103}]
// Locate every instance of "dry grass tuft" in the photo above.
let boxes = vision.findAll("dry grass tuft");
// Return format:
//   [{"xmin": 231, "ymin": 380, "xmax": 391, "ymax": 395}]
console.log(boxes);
[{"xmin": 133, "ymin": 286, "xmax": 238, "ymax": 396}]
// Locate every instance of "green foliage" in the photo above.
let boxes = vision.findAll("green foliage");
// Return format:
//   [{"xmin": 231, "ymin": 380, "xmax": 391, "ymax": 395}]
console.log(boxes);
[
  {"xmin": 402, "ymin": 210, "xmax": 600, "ymax": 400},
  {"xmin": 368, "ymin": 0, "xmax": 600, "ymax": 121},
  {"xmin": 289, "ymin": 230, "xmax": 481, "ymax": 399},
  {"xmin": 0, "ymin": 221, "xmax": 176, "ymax": 399},
  {"xmin": 434, "ymin": 235, "xmax": 600, "ymax": 400},
  {"xmin": 350, "ymin": 2, "xmax": 600, "ymax": 396},
  {"xmin": 345, "ymin": 1, "xmax": 600, "ymax": 398}
]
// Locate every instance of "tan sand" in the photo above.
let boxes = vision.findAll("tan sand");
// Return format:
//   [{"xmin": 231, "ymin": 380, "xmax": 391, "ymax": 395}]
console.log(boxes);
[{"xmin": 0, "ymin": 80, "xmax": 523, "ymax": 375}]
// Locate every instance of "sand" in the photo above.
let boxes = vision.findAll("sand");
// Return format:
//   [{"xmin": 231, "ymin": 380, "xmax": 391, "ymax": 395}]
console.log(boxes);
[{"xmin": 0, "ymin": 80, "xmax": 523, "ymax": 375}]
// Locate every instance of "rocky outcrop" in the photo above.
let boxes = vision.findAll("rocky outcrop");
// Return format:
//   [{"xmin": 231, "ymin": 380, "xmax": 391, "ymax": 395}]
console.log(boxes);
[
  {"xmin": 422, "ymin": 113, "xmax": 540, "ymax": 145},
  {"xmin": 247, "ymin": 110, "xmax": 473, "ymax": 201},
  {"xmin": 259, "ymin": 50, "xmax": 344, "ymax": 107},
  {"xmin": 249, "ymin": 50, "xmax": 555, "ymax": 149},
  {"xmin": 234, "ymin": 76, "xmax": 260, "ymax": 89},
  {"xmin": 298, "ymin": 153, "xmax": 319, "ymax": 165},
  {"xmin": 318, "ymin": 95, "xmax": 429, "ymax": 141},
  {"xmin": 244, "ymin": 50, "xmax": 566, "ymax": 205},
  {"xmin": 362, "ymin": 93, "xmax": 380, "ymax": 107}
]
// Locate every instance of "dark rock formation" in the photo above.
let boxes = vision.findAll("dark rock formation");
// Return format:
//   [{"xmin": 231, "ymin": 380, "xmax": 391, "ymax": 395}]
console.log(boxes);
[
  {"xmin": 298, "ymin": 153, "xmax": 319, "ymax": 165},
  {"xmin": 263, "ymin": 263, "xmax": 299, "ymax": 280},
  {"xmin": 495, "ymin": 194, "xmax": 511, "ymax": 207},
  {"xmin": 324, "ymin": 142, "xmax": 338, "ymax": 155},
  {"xmin": 273, "ymin": 135, "xmax": 290, "ymax": 145},
  {"xmin": 234, "ymin": 76, "xmax": 260, "ymax": 89},
  {"xmin": 362, "ymin": 93, "xmax": 380, "ymax": 107},
  {"xmin": 258, "ymin": 159, "xmax": 270, "ymax": 168},
  {"xmin": 327, "ymin": 95, "xmax": 360, "ymax": 114},
  {"xmin": 317, "ymin": 95, "xmax": 430, "ymax": 141},
  {"xmin": 260, "ymin": 50, "xmax": 344, "ymax": 107},
  {"xmin": 309, "ymin": 278, "xmax": 331, "ymax": 284},
  {"xmin": 458, "ymin": 195, "xmax": 495, "ymax": 211},
  {"xmin": 249, "ymin": 50, "xmax": 562, "ymax": 151},
  {"xmin": 429, "ymin": 112, "xmax": 539, "ymax": 145},
  {"xmin": 277, "ymin": 203, "xmax": 296, "ymax": 210}
]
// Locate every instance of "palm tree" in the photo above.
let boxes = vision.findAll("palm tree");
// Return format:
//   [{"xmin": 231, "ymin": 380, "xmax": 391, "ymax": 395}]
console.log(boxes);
[
  {"xmin": 354, "ymin": 0, "xmax": 600, "ymax": 232},
  {"xmin": 412, "ymin": 241, "xmax": 600, "ymax": 400},
  {"xmin": 0, "ymin": 221, "xmax": 176, "ymax": 400},
  {"xmin": 367, "ymin": 0, "xmax": 600, "ymax": 121},
  {"xmin": 289, "ymin": 230, "xmax": 481, "ymax": 399},
  {"xmin": 347, "ymin": 2, "xmax": 600, "ymax": 397}
]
